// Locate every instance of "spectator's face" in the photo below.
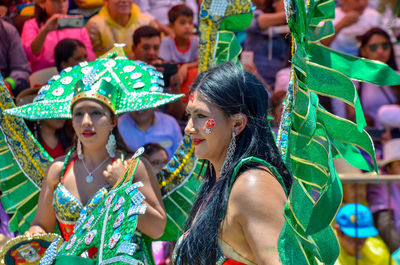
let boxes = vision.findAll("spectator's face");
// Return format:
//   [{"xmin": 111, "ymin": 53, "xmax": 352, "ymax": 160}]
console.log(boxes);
[
  {"xmin": 386, "ymin": 160, "xmax": 400, "ymax": 174},
  {"xmin": 148, "ymin": 149, "xmax": 169, "ymax": 174},
  {"xmin": 129, "ymin": 109, "xmax": 155, "ymax": 126},
  {"xmin": 342, "ymin": 0, "xmax": 367, "ymax": 13},
  {"xmin": 105, "ymin": 0, "xmax": 132, "ymax": 18},
  {"xmin": 171, "ymin": 15, "xmax": 194, "ymax": 40},
  {"xmin": 133, "ymin": 36, "xmax": 161, "ymax": 64},
  {"xmin": 360, "ymin": 34, "xmax": 391, "ymax": 64},
  {"xmin": 42, "ymin": 0, "xmax": 68, "ymax": 16},
  {"xmin": 41, "ymin": 119, "xmax": 66, "ymax": 130},
  {"xmin": 61, "ymin": 46, "xmax": 88, "ymax": 70},
  {"xmin": 335, "ymin": 227, "xmax": 367, "ymax": 256}
]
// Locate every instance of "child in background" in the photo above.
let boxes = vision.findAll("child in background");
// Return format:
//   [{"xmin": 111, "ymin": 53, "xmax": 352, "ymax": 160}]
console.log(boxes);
[
  {"xmin": 159, "ymin": 4, "xmax": 198, "ymax": 93},
  {"xmin": 335, "ymin": 203, "xmax": 393, "ymax": 265}
]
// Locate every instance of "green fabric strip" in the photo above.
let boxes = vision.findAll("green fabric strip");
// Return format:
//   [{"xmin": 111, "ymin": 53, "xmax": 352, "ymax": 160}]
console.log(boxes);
[{"xmin": 308, "ymin": 43, "xmax": 400, "ymax": 85}]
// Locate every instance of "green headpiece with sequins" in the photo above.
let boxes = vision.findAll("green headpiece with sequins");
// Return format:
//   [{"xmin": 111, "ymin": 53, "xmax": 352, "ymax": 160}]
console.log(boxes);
[{"xmin": 5, "ymin": 48, "xmax": 184, "ymax": 120}]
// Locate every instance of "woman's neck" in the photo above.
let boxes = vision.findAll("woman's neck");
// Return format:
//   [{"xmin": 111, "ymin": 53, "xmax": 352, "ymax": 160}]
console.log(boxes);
[{"xmin": 81, "ymin": 147, "xmax": 110, "ymax": 167}]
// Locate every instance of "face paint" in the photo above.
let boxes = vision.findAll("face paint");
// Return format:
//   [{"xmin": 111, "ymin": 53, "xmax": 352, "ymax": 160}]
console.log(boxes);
[
  {"xmin": 189, "ymin": 94, "xmax": 194, "ymax": 103},
  {"xmin": 204, "ymin": 119, "xmax": 215, "ymax": 134}
]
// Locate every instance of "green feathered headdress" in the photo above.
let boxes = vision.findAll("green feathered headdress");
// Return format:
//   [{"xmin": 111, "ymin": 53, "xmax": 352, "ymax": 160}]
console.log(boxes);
[{"xmin": 5, "ymin": 48, "xmax": 183, "ymax": 120}]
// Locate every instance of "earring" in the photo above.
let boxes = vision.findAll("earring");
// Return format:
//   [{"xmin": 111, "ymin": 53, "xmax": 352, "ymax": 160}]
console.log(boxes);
[
  {"xmin": 77, "ymin": 139, "xmax": 83, "ymax": 160},
  {"xmin": 220, "ymin": 131, "xmax": 236, "ymax": 175},
  {"xmin": 106, "ymin": 133, "xmax": 116, "ymax": 158}
]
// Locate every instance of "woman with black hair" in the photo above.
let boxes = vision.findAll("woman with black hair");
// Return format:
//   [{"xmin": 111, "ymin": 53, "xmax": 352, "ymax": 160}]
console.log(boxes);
[{"xmin": 174, "ymin": 62, "xmax": 292, "ymax": 265}]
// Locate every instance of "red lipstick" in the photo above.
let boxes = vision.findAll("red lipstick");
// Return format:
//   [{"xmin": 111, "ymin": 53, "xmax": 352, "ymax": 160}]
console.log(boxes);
[
  {"xmin": 192, "ymin": 138, "xmax": 204, "ymax": 146},
  {"xmin": 82, "ymin": 130, "xmax": 96, "ymax": 138}
]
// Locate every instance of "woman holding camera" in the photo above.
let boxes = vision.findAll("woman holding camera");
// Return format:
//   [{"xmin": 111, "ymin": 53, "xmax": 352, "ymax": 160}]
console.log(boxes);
[{"xmin": 20, "ymin": 0, "xmax": 95, "ymax": 73}]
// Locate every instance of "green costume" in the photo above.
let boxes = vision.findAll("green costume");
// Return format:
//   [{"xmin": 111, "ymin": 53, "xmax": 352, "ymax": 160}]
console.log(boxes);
[{"xmin": 0, "ymin": 47, "xmax": 198, "ymax": 265}]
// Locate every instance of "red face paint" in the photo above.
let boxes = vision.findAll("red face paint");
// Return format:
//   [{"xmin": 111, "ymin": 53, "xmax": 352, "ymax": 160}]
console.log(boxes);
[
  {"xmin": 204, "ymin": 119, "xmax": 215, "ymax": 134},
  {"xmin": 189, "ymin": 94, "xmax": 194, "ymax": 103}
]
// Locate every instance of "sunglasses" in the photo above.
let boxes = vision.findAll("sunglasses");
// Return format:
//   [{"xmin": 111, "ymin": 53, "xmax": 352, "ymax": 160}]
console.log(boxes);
[{"xmin": 368, "ymin": 42, "xmax": 391, "ymax": 52}]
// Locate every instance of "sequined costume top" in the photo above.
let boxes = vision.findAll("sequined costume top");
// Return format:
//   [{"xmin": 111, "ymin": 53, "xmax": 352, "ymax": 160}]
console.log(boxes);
[
  {"xmin": 52, "ymin": 157, "xmax": 108, "ymax": 240},
  {"xmin": 173, "ymin": 157, "xmax": 286, "ymax": 265}
]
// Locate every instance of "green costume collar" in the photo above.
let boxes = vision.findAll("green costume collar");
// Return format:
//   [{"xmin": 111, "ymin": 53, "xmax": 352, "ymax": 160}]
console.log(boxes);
[{"xmin": 5, "ymin": 49, "xmax": 183, "ymax": 120}]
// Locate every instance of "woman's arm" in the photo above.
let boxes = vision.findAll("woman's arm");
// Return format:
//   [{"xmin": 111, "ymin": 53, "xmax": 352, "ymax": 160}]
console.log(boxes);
[
  {"xmin": 28, "ymin": 158, "xmax": 64, "ymax": 234},
  {"xmin": 134, "ymin": 158, "xmax": 167, "ymax": 239},
  {"xmin": 30, "ymin": 14, "xmax": 64, "ymax": 56},
  {"xmin": 230, "ymin": 169, "xmax": 287, "ymax": 265},
  {"xmin": 256, "ymin": 1, "xmax": 287, "ymax": 30}
]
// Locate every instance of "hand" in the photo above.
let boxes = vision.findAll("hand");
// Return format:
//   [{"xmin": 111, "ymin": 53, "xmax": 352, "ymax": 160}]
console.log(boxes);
[
  {"xmin": 42, "ymin": 14, "xmax": 64, "ymax": 33},
  {"xmin": 340, "ymin": 11, "xmax": 360, "ymax": 28},
  {"xmin": 26, "ymin": 225, "xmax": 47, "ymax": 236},
  {"xmin": 170, "ymin": 64, "xmax": 188, "ymax": 92},
  {"xmin": 103, "ymin": 158, "xmax": 128, "ymax": 186}
]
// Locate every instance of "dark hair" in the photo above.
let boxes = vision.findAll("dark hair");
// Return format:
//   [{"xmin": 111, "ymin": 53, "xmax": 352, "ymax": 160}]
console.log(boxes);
[
  {"xmin": 133, "ymin": 26, "xmax": 161, "ymax": 47},
  {"xmin": 359, "ymin": 27, "xmax": 398, "ymax": 70},
  {"xmin": 55, "ymin": 38, "xmax": 85, "ymax": 72},
  {"xmin": 34, "ymin": 3, "xmax": 48, "ymax": 26},
  {"xmin": 175, "ymin": 62, "xmax": 292, "ymax": 265},
  {"xmin": 27, "ymin": 119, "xmax": 73, "ymax": 154},
  {"xmin": 143, "ymin": 142, "xmax": 167, "ymax": 157},
  {"xmin": 168, "ymin": 4, "xmax": 193, "ymax": 24}
]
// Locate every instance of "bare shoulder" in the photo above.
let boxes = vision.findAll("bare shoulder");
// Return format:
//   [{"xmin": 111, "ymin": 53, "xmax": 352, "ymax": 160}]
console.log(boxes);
[
  {"xmin": 230, "ymin": 167, "xmax": 287, "ymax": 219},
  {"xmin": 44, "ymin": 156, "xmax": 66, "ymax": 188}
]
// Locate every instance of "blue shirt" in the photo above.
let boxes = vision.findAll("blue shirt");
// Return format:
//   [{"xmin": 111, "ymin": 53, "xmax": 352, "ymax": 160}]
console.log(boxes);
[{"xmin": 118, "ymin": 111, "xmax": 182, "ymax": 158}]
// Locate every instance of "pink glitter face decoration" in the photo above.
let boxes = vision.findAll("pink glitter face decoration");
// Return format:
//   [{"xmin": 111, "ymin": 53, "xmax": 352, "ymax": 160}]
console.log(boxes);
[
  {"xmin": 204, "ymin": 119, "xmax": 215, "ymax": 134},
  {"xmin": 189, "ymin": 94, "xmax": 194, "ymax": 103}
]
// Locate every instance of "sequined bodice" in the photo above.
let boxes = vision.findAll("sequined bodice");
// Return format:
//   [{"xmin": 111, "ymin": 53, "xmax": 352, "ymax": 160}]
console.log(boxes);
[
  {"xmin": 52, "ymin": 157, "xmax": 109, "ymax": 240},
  {"xmin": 52, "ymin": 183, "xmax": 108, "ymax": 224}
]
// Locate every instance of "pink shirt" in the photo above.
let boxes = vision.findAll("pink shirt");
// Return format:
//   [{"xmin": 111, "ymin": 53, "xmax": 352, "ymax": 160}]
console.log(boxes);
[{"xmin": 21, "ymin": 18, "xmax": 96, "ymax": 73}]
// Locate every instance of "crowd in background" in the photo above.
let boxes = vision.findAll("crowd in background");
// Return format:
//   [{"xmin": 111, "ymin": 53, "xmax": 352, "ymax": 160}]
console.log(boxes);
[{"xmin": 1, "ymin": 0, "xmax": 400, "ymax": 263}]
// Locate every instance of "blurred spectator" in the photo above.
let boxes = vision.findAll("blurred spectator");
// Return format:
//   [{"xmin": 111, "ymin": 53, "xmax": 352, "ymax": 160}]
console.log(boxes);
[
  {"xmin": 274, "ymin": 66, "xmax": 290, "ymax": 93},
  {"xmin": 132, "ymin": 25, "xmax": 162, "ymax": 65},
  {"xmin": 135, "ymin": 0, "xmax": 198, "ymax": 26},
  {"xmin": 335, "ymin": 203, "xmax": 393, "ymax": 265},
  {"xmin": 20, "ymin": 0, "xmax": 95, "ymax": 73},
  {"xmin": 244, "ymin": 0, "xmax": 288, "ymax": 86},
  {"xmin": 269, "ymin": 90, "xmax": 286, "ymax": 135},
  {"xmin": 118, "ymin": 109, "xmax": 182, "ymax": 159},
  {"xmin": 347, "ymin": 28, "xmax": 399, "ymax": 128},
  {"xmin": 143, "ymin": 142, "xmax": 169, "ymax": 174},
  {"xmin": 54, "ymin": 38, "xmax": 87, "ymax": 72},
  {"xmin": 321, "ymin": 0, "xmax": 382, "ymax": 56},
  {"xmin": 159, "ymin": 4, "xmax": 198, "ymax": 93},
  {"xmin": 0, "ymin": 18, "xmax": 30, "ymax": 96},
  {"xmin": 368, "ymin": 138, "xmax": 400, "ymax": 253},
  {"xmin": 86, "ymin": 0, "xmax": 156, "ymax": 57},
  {"xmin": 132, "ymin": 25, "xmax": 185, "ymax": 124},
  {"xmin": 378, "ymin": 104, "xmax": 400, "ymax": 129}
]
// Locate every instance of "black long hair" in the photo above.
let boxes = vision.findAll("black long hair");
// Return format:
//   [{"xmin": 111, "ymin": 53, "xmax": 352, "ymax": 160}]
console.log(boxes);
[
  {"xmin": 359, "ymin": 27, "xmax": 398, "ymax": 70},
  {"xmin": 175, "ymin": 62, "xmax": 292, "ymax": 265}
]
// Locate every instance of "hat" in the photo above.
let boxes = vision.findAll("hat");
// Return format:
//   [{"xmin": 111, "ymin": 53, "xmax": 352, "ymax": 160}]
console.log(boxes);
[
  {"xmin": 4, "ymin": 47, "xmax": 184, "ymax": 120},
  {"xmin": 336, "ymin": 203, "xmax": 378, "ymax": 238},
  {"xmin": 378, "ymin": 138, "xmax": 400, "ymax": 167},
  {"xmin": 14, "ymin": 87, "xmax": 40, "ymax": 107}
]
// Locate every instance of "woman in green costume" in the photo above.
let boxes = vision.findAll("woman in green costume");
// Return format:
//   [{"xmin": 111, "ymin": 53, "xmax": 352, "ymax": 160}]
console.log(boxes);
[
  {"xmin": 3, "ymin": 55, "xmax": 184, "ymax": 263},
  {"xmin": 173, "ymin": 62, "xmax": 292, "ymax": 265}
]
